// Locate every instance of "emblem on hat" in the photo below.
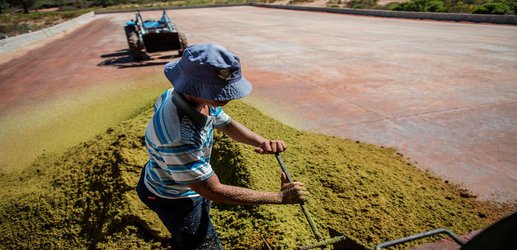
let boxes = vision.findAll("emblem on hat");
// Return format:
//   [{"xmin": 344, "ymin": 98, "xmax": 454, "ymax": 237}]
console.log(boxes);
[{"xmin": 218, "ymin": 69, "xmax": 231, "ymax": 80}]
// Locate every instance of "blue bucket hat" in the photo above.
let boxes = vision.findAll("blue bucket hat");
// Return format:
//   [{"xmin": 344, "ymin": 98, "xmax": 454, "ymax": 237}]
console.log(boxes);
[{"xmin": 163, "ymin": 44, "xmax": 252, "ymax": 101}]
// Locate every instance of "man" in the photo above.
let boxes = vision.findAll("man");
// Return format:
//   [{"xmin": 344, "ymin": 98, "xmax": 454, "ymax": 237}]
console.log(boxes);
[{"xmin": 136, "ymin": 44, "xmax": 307, "ymax": 249}]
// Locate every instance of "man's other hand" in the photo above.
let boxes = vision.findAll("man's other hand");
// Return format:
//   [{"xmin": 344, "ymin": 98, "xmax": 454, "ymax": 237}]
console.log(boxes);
[
  {"xmin": 280, "ymin": 172, "xmax": 308, "ymax": 204},
  {"xmin": 255, "ymin": 140, "xmax": 287, "ymax": 154}
]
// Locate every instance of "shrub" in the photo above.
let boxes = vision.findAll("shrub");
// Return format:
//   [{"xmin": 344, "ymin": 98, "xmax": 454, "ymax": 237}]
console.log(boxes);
[
  {"xmin": 391, "ymin": 1, "xmax": 420, "ymax": 11},
  {"xmin": 385, "ymin": 0, "xmax": 517, "ymax": 14},
  {"xmin": 33, "ymin": 0, "xmax": 62, "ymax": 9},
  {"xmin": 0, "ymin": 22, "xmax": 33, "ymax": 38},
  {"xmin": 0, "ymin": 0, "xmax": 10, "ymax": 13},
  {"xmin": 503, "ymin": 0, "xmax": 517, "ymax": 13},
  {"xmin": 447, "ymin": 1, "xmax": 478, "ymax": 13},
  {"xmin": 61, "ymin": 10, "xmax": 82, "ymax": 18},
  {"xmin": 346, "ymin": 0, "xmax": 379, "ymax": 9},
  {"xmin": 473, "ymin": 2, "xmax": 514, "ymax": 14},
  {"xmin": 93, "ymin": 0, "xmax": 128, "ymax": 8},
  {"xmin": 386, "ymin": 2, "xmax": 400, "ymax": 10},
  {"xmin": 58, "ymin": 5, "xmax": 78, "ymax": 10},
  {"xmin": 423, "ymin": 0, "xmax": 447, "ymax": 11}
]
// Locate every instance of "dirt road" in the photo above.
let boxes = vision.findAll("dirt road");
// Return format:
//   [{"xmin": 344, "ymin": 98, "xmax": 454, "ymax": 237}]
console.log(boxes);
[{"xmin": 1, "ymin": 6, "xmax": 516, "ymax": 202}]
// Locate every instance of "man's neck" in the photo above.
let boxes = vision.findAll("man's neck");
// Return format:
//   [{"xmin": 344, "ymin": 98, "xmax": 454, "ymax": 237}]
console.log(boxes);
[
  {"xmin": 172, "ymin": 91, "xmax": 209, "ymax": 126},
  {"xmin": 183, "ymin": 95, "xmax": 205, "ymax": 112}
]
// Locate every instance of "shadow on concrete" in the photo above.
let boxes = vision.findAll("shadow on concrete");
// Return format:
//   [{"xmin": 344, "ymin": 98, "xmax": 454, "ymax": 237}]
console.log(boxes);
[{"xmin": 97, "ymin": 49, "xmax": 179, "ymax": 68}]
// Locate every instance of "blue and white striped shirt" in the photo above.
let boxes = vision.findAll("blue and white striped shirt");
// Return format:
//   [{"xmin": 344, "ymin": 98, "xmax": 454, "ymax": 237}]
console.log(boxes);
[{"xmin": 144, "ymin": 89, "xmax": 231, "ymax": 199}]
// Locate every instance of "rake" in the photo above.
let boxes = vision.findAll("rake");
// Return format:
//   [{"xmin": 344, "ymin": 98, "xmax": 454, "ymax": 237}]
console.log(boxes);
[{"xmin": 275, "ymin": 153, "xmax": 365, "ymax": 250}]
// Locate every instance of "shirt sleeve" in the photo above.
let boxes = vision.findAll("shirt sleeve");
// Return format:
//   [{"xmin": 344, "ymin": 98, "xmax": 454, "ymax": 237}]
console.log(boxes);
[
  {"xmin": 156, "ymin": 140, "xmax": 214, "ymax": 184},
  {"xmin": 212, "ymin": 107, "xmax": 232, "ymax": 127}
]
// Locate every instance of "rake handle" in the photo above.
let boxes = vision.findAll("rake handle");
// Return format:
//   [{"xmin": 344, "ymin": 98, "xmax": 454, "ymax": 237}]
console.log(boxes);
[{"xmin": 275, "ymin": 153, "xmax": 323, "ymax": 242}]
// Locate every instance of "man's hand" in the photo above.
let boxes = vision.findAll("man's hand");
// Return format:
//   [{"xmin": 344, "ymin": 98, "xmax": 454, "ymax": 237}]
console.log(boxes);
[
  {"xmin": 218, "ymin": 120, "xmax": 287, "ymax": 154},
  {"xmin": 280, "ymin": 172, "xmax": 308, "ymax": 204},
  {"xmin": 255, "ymin": 140, "xmax": 287, "ymax": 154}
]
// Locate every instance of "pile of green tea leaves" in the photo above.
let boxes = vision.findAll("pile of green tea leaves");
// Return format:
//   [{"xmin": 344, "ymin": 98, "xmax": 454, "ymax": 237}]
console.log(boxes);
[{"xmin": 0, "ymin": 100, "xmax": 513, "ymax": 249}]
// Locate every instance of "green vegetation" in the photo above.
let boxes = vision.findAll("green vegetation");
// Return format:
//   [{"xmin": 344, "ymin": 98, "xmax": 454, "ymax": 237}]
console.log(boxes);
[
  {"xmin": 97, "ymin": 0, "xmax": 257, "ymax": 12},
  {"xmin": 1, "ymin": 0, "xmax": 257, "ymax": 13},
  {"xmin": 1, "ymin": 0, "xmax": 515, "ymax": 39},
  {"xmin": 325, "ymin": 0, "xmax": 517, "ymax": 14},
  {"xmin": 385, "ymin": 0, "xmax": 517, "ymax": 14},
  {"xmin": 0, "ymin": 100, "xmax": 513, "ymax": 249},
  {"xmin": 326, "ymin": 0, "xmax": 381, "ymax": 9},
  {"xmin": 348, "ymin": 0, "xmax": 379, "ymax": 9},
  {"xmin": 0, "ymin": 9, "xmax": 88, "ymax": 38},
  {"xmin": 0, "ymin": 0, "xmax": 256, "ymax": 38},
  {"xmin": 472, "ymin": 0, "xmax": 516, "ymax": 14}
]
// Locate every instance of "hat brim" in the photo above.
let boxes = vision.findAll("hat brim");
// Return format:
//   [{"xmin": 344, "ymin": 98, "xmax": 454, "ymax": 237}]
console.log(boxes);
[{"xmin": 164, "ymin": 61, "xmax": 252, "ymax": 101}]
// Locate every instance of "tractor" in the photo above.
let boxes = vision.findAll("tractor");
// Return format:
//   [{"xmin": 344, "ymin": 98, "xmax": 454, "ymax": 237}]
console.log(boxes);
[{"xmin": 124, "ymin": 10, "xmax": 188, "ymax": 60}]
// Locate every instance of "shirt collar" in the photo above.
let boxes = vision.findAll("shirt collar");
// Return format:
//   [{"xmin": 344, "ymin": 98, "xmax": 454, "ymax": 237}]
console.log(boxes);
[{"xmin": 172, "ymin": 90, "xmax": 210, "ymax": 126}]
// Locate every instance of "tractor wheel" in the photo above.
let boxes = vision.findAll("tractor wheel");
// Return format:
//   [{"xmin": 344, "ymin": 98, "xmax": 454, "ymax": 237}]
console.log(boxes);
[
  {"xmin": 128, "ymin": 31, "xmax": 146, "ymax": 61},
  {"xmin": 178, "ymin": 32, "xmax": 188, "ymax": 57}
]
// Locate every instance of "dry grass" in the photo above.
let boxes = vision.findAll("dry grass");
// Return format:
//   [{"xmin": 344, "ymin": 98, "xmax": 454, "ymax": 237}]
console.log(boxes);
[{"xmin": 0, "ymin": 10, "xmax": 89, "ymax": 38}]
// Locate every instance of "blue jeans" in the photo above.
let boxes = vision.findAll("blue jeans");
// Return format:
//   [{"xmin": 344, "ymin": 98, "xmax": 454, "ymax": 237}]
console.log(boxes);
[{"xmin": 136, "ymin": 168, "xmax": 222, "ymax": 249}]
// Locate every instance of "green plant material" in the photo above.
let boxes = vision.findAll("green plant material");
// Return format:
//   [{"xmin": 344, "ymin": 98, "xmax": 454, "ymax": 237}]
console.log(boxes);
[
  {"xmin": 0, "ymin": 100, "xmax": 514, "ymax": 249},
  {"xmin": 327, "ymin": 3, "xmax": 340, "ymax": 7},
  {"xmin": 217, "ymin": 102, "xmax": 515, "ymax": 248},
  {"xmin": 446, "ymin": 1, "xmax": 478, "ymax": 14},
  {"xmin": 94, "ymin": 0, "xmax": 127, "ymax": 8},
  {"xmin": 423, "ymin": 0, "xmax": 447, "ymax": 11},
  {"xmin": 99, "ymin": 0, "xmax": 255, "ymax": 11},
  {"xmin": 0, "ymin": 109, "xmax": 167, "ymax": 248},
  {"xmin": 3, "ymin": 0, "xmax": 38, "ymax": 13},
  {"xmin": 346, "ymin": 0, "xmax": 379, "ymax": 9},
  {"xmin": 33, "ymin": 0, "xmax": 62, "ymax": 9},
  {"xmin": 390, "ymin": 0, "xmax": 446, "ymax": 12},
  {"xmin": 510, "ymin": 0, "xmax": 517, "ymax": 13},
  {"xmin": 0, "ymin": 22, "xmax": 33, "ymax": 37},
  {"xmin": 388, "ymin": 1, "xmax": 420, "ymax": 11},
  {"xmin": 287, "ymin": 0, "xmax": 315, "ymax": 6},
  {"xmin": 472, "ymin": 1, "xmax": 514, "ymax": 14},
  {"xmin": 386, "ymin": 2, "xmax": 400, "ymax": 10},
  {"xmin": 0, "ymin": 0, "xmax": 10, "ymax": 13},
  {"xmin": 0, "ymin": 9, "xmax": 89, "ymax": 37},
  {"xmin": 385, "ymin": 0, "xmax": 516, "ymax": 14},
  {"xmin": 0, "ymin": 74, "xmax": 165, "ymax": 174}
]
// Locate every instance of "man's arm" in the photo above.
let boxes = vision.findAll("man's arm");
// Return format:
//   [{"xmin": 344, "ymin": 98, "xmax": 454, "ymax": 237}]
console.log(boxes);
[
  {"xmin": 187, "ymin": 173, "xmax": 306, "ymax": 205},
  {"xmin": 218, "ymin": 120, "xmax": 286, "ymax": 153}
]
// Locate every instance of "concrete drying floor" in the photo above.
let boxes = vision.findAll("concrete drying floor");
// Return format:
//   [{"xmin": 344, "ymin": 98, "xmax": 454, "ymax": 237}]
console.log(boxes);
[{"xmin": 1, "ymin": 6, "xmax": 516, "ymax": 202}]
